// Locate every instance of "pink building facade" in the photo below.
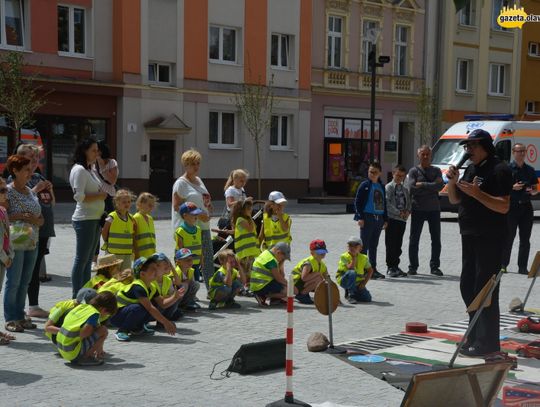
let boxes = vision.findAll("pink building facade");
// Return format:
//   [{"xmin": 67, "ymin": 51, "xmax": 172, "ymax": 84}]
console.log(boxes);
[{"xmin": 310, "ymin": 0, "xmax": 426, "ymax": 196}]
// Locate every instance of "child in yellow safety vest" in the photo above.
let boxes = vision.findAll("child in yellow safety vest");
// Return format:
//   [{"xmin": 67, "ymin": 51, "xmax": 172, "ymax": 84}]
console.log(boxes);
[
  {"xmin": 208, "ymin": 250, "xmax": 243, "ymax": 310},
  {"xmin": 55, "ymin": 291, "xmax": 117, "ymax": 366},
  {"xmin": 151, "ymin": 253, "xmax": 185, "ymax": 325},
  {"xmin": 173, "ymin": 248, "xmax": 201, "ymax": 311},
  {"xmin": 292, "ymin": 240, "xmax": 329, "ymax": 305},
  {"xmin": 175, "ymin": 202, "xmax": 203, "ymax": 282},
  {"xmin": 44, "ymin": 288, "xmax": 98, "ymax": 345},
  {"xmin": 231, "ymin": 198, "xmax": 260, "ymax": 293},
  {"xmin": 133, "ymin": 192, "xmax": 157, "ymax": 259},
  {"xmin": 259, "ymin": 191, "xmax": 292, "ymax": 250},
  {"xmin": 337, "ymin": 237, "xmax": 374, "ymax": 304},
  {"xmin": 83, "ymin": 253, "xmax": 124, "ymax": 290},
  {"xmin": 102, "ymin": 189, "xmax": 138, "ymax": 270},
  {"xmin": 110, "ymin": 255, "xmax": 182, "ymax": 342}
]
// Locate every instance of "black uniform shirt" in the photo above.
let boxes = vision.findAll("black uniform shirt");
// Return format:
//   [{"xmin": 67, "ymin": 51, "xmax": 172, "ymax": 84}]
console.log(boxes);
[
  {"xmin": 458, "ymin": 155, "xmax": 513, "ymax": 236},
  {"xmin": 509, "ymin": 161, "xmax": 538, "ymax": 205}
]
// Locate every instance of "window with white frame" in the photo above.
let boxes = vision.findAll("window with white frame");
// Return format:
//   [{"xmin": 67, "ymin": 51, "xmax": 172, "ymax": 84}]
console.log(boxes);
[
  {"xmin": 491, "ymin": 0, "xmax": 509, "ymax": 31},
  {"xmin": 58, "ymin": 5, "xmax": 86, "ymax": 54},
  {"xmin": 525, "ymin": 101, "xmax": 538, "ymax": 114},
  {"xmin": 0, "ymin": 0, "xmax": 25, "ymax": 47},
  {"xmin": 394, "ymin": 25, "xmax": 409, "ymax": 76},
  {"xmin": 456, "ymin": 59, "xmax": 472, "ymax": 92},
  {"xmin": 327, "ymin": 15, "xmax": 342, "ymax": 68},
  {"xmin": 458, "ymin": 0, "xmax": 476, "ymax": 26},
  {"xmin": 148, "ymin": 63, "xmax": 172, "ymax": 85},
  {"xmin": 270, "ymin": 115, "xmax": 291, "ymax": 149},
  {"xmin": 271, "ymin": 34, "xmax": 291, "ymax": 68},
  {"xmin": 209, "ymin": 25, "xmax": 237, "ymax": 63},
  {"xmin": 209, "ymin": 111, "xmax": 236, "ymax": 147},
  {"xmin": 362, "ymin": 20, "xmax": 379, "ymax": 73},
  {"xmin": 529, "ymin": 42, "xmax": 539, "ymax": 57},
  {"xmin": 489, "ymin": 63, "xmax": 506, "ymax": 96}
]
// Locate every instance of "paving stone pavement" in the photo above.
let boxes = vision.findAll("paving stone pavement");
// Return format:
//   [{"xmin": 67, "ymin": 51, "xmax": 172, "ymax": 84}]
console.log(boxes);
[{"xmin": 1, "ymin": 204, "xmax": 539, "ymax": 407}]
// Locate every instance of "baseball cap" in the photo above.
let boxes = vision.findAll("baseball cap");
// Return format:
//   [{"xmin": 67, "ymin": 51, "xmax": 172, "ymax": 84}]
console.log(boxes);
[
  {"xmin": 347, "ymin": 236, "xmax": 363, "ymax": 246},
  {"xmin": 309, "ymin": 239, "xmax": 328, "ymax": 255},
  {"xmin": 76, "ymin": 288, "xmax": 98, "ymax": 304},
  {"xmin": 273, "ymin": 242, "xmax": 291, "ymax": 260},
  {"xmin": 133, "ymin": 254, "xmax": 160, "ymax": 278},
  {"xmin": 175, "ymin": 248, "xmax": 195, "ymax": 261},
  {"xmin": 268, "ymin": 191, "xmax": 287, "ymax": 204},
  {"xmin": 155, "ymin": 252, "xmax": 172, "ymax": 263},
  {"xmin": 459, "ymin": 129, "xmax": 493, "ymax": 145},
  {"xmin": 179, "ymin": 202, "xmax": 203, "ymax": 216}
]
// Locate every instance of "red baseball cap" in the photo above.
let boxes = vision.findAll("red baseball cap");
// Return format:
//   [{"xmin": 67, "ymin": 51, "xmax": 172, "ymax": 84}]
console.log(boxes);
[{"xmin": 310, "ymin": 239, "xmax": 328, "ymax": 254}]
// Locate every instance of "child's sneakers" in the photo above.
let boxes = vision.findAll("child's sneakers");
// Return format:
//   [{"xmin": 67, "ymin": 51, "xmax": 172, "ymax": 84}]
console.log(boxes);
[
  {"xmin": 185, "ymin": 301, "xmax": 201, "ymax": 311},
  {"xmin": 295, "ymin": 293, "xmax": 314, "ymax": 305},
  {"xmin": 115, "ymin": 331, "xmax": 131, "ymax": 342},
  {"xmin": 73, "ymin": 356, "xmax": 104, "ymax": 366},
  {"xmin": 254, "ymin": 294, "xmax": 268, "ymax": 307},
  {"xmin": 208, "ymin": 301, "xmax": 227, "ymax": 310}
]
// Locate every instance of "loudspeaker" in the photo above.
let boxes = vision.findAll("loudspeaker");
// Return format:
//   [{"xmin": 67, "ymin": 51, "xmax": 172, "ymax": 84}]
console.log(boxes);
[{"xmin": 227, "ymin": 338, "xmax": 285, "ymax": 375}]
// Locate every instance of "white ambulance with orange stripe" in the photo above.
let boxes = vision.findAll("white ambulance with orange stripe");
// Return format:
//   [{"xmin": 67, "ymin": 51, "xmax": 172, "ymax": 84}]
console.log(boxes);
[{"xmin": 432, "ymin": 118, "xmax": 540, "ymax": 211}]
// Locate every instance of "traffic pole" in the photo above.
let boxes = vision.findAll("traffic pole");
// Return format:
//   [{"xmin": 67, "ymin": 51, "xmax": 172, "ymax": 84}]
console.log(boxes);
[{"xmin": 266, "ymin": 274, "xmax": 311, "ymax": 407}]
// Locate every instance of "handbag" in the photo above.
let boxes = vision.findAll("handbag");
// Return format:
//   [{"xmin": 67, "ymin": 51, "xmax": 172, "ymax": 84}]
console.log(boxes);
[{"xmin": 10, "ymin": 220, "xmax": 37, "ymax": 251}]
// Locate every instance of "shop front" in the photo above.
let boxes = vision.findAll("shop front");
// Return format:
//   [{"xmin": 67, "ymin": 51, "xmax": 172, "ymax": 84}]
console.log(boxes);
[{"xmin": 323, "ymin": 117, "xmax": 381, "ymax": 196}]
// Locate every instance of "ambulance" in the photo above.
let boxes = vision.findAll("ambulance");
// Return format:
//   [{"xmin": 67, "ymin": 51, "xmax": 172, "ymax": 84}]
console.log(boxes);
[
  {"xmin": 431, "ymin": 116, "xmax": 540, "ymax": 211},
  {"xmin": 0, "ymin": 117, "xmax": 45, "ymax": 174}
]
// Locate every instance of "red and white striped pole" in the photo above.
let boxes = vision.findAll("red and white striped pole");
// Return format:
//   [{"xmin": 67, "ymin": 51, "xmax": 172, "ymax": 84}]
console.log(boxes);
[{"xmin": 267, "ymin": 273, "xmax": 311, "ymax": 407}]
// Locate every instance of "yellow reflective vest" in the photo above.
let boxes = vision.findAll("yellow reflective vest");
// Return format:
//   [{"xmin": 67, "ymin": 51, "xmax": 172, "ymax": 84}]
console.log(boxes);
[
  {"xmin": 83, "ymin": 274, "xmax": 109, "ymax": 290},
  {"xmin": 291, "ymin": 256, "xmax": 327, "ymax": 286},
  {"xmin": 106, "ymin": 211, "xmax": 134, "ymax": 255},
  {"xmin": 152, "ymin": 275, "xmax": 173, "ymax": 298},
  {"xmin": 336, "ymin": 252, "xmax": 369, "ymax": 286},
  {"xmin": 45, "ymin": 299, "xmax": 78, "ymax": 341},
  {"xmin": 170, "ymin": 265, "xmax": 195, "ymax": 282},
  {"xmin": 56, "ymin": 304, "xmax": 100, "ymax": 361},
  {"xmin": 234, "ymin": 217, "xmax": 261, "ymax": 259},
  {"xmin": 175, "ymin": 225, "xmax": 202, "ymax": 265},
  {"xmin": 262, "ymin": 213, "xmax": 291, "ymax": 249},
  {"xmin": 116, "ymin": 280, "xmax": 157, "ymax": 308},
  {"xmin": 209, "ymin": 266, "xmax": 240, "ymax": 301},
  {"xmin": 133, "ymin": 212, "xmax": 156, "ymax": 258},
  {"xmin": 249, "ymin": 250, "xmax": 278, "ymax": 292}
]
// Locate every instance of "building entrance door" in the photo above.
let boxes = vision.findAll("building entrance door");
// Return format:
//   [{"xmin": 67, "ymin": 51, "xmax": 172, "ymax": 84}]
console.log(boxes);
[{"xmin": 149, "ymin": 140, "xmax": 175, "ymax": 201}]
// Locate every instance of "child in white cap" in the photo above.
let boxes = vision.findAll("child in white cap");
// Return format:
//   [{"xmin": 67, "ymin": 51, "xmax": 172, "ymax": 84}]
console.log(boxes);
[{"xmin": 259, "ymin": 191, "xmax": 292, "ymax": 250}]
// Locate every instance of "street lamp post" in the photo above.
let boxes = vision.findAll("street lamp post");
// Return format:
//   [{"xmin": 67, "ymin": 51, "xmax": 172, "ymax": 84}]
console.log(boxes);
[{"xmin": 368, "ymin": 43, "xmax": 390, "ymax": 162}]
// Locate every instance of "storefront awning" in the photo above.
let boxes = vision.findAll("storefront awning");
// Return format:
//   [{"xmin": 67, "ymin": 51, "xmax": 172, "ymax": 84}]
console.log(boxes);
[{"xmin": 144, "ymin": 114, "xmax": 191, "ymax": 135}]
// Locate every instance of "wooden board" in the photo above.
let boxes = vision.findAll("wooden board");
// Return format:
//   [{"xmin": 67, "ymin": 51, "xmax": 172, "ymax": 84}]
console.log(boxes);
[
  {"xmin": 314, "ymin": 280, "xmax": 340, "ymax": 315},
  {"xmin": 528, "ymin": 251, "xmax": 540, "ymax": 278}
]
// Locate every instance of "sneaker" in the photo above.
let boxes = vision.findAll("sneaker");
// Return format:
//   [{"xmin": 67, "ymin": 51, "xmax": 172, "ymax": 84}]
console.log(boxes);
[
  {"xmin": 501, "ymin": 267, "xmax": 507, "ymax": 274},
  {"xmin": 295, "ymin": 293, "xmax": 314, "ymax": 305},
  {"xmin": 27, "ymin": 307, "xmax": 49, "ymax": 319},
  {"xmin": 348, "ymin": 297, "xmax": 359, "ymax": 304},
  {"xmin": 254, "ymin": 294, "xmax": 268, "ymax": 307},
  {"xmin": 518, "ymin": 268, "xmax": 529, "ymax": 275},
  {"xmin": 397, "ymin": 267, "xmax": 407, "ymax": 277},
  {"xmin": 208, "ymin": 302, "xmax": 217, "ymax": 310},
  {"xmin": 243, "ymin": 289, "xmax": 255, "ymax": 298},
  {"xmin": 115, "ymin": 331, "xmax": 131, "ymax": 342},
  {"xmin": 74, "ymin": 356, "xmax": 104, "ymax": 366},
  {"xmin": 270, "ymin": 298, "xmax": 287, "ymax": 306},
  {"xmin": 430, "ymin": 268, "xmax": 444, "ymax": 277},
  {"xmin": 371, "ymin": 269, "xmax": 385, "ymax": 280},
  {"xmin": 143, "ymin": 323, "xmax": 156, "ymax": 334},
  {"xmin": 185, "ymin": 301, "xmax": 201, "ymax": 311},
  {"xmin": 388, "ymin": 268, "xmax": 400, "ymax": 278},
  {"xmin": 344, "ymin": 289, "xmax": 350, "ymax": 299},
  {"xmin": 408, "ymin": 268, "xmax": 418, "ymax": 276},
  {"xmin": 226, "ymin": 300, "xmax": 242, "ymax": 309}
]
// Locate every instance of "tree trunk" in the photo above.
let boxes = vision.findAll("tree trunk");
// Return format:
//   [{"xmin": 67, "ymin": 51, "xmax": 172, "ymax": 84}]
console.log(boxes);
[{"xmin": 255, "ymin": 139, "xmax": 262, "ymax": 200}]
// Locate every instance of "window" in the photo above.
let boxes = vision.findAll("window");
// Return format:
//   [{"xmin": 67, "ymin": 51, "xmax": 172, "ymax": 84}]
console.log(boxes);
[
  {"xmin": 0, "ymin": 0, "xmax": 24, "ymax": 47},
  {"xmin": 209, "ymin": 26, "xmax": 236, "ymax": 63},
  {"xmin": 271, "ymin": 34, "xmax": 291, "ymax": 68},
  {"xmin": 270, "ymin": 115, "xmax": 290, "ymax": 148},
  {"xmin": 327, "ymin": 15, "xmax": 342, "ymax": 68},
  {"xmin": 362, "ymin": 20, "xmax": 379, "ymax": 73},
  {"xmin": 529, "ymin": 42, "xmax": 539, "ymax": 57},
  {"xmin": 148, "ymin": 63, "xmax": 172, "ymax": 85},
  {"xmin": 458, "ymin": 0, "xmax": 476, "ymax": 26},
  {"xmin": 456, "ymin": 59, "xmax": 471, "ymax": 92},
  {"xmin": 394, "ymin": 25, "xmax": 409, "ymax": 76},
  {"xmin": 209, "ymin": 112, "xmax": 236, "ymax": 147},
  {"xmin": 525, "ymin": 101, "xmax": 539, "ymax": 114},
  {"xmin": 491, "ymin": 0, "xmax": 508, "ymax": 31},
  {"xmin": 489, "ymin": 63, "xmax": 506, "ymax": 96},
  {"xmin": 58, "ymin": 5, "xmax": 86, "ymax": 54}
]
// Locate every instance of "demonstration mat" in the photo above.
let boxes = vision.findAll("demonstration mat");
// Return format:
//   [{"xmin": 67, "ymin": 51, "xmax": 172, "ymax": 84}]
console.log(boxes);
[{"xmin": 335, "ymin": 312, "xmax": 540, "ymax": 406}]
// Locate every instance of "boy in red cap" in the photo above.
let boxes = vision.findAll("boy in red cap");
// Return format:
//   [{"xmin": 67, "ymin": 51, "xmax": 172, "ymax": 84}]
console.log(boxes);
[{"xmin": 291, "ymin": 239, "xmax": 329, "ymax": 304}]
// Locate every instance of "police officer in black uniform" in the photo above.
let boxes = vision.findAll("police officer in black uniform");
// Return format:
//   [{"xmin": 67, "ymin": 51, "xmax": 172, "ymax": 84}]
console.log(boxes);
[
  {"xmin": 501, "ymin": 143, "xmax": 539, "ymax": 274},
  {"xmin": 446, "ymin": 129, "xmax": 513, "ymax": 357}
]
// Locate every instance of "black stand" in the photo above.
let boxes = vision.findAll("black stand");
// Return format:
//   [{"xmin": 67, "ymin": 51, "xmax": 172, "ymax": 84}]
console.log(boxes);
[
  {"xmin": 266, "ymin": 396, "xmax": 311, "ymax": 407},
  {"xmin": 324, "ymin": 279, "xmax": 346, "ymax": 355}
]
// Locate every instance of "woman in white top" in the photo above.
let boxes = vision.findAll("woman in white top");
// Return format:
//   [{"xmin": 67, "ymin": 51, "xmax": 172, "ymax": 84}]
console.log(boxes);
[
  {"xmin": 94, "ymin": 140, "xmax": 118, "ymax": 214},
  {"xmin": 171, "ymin": 149, "xmax": 213, "ymax": 288},
  {"xmin": 69, "ymin": 138, "xmax": 107, "ymax": 298}
]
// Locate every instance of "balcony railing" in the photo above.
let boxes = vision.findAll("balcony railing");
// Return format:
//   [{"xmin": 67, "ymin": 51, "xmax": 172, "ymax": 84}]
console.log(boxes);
[{"xmin": 324, "ymin": 70, "xmax": 348, "ymax": 88}]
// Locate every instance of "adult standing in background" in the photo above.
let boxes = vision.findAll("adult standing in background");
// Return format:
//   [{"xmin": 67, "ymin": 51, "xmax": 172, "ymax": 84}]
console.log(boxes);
[
  {"xmin": 172, "ymin": 149, "xmax": 213, "ymax": 288},
  {"xmin": 446, "ymin": 129, "xmax": 512, "ymax": 357},
  {"xmin": 407, "ymin": 145, "xmax": 444, "ymax": 276},
  {"xmin": 3, "ymin": 155, "xmax": 43, "ymax": 333},
  {"xmin": 501, "ymin": 143, "xmax": 538, "ymax": 275},
  {"xmin": 15, "ymin": 144, "xmax": 55, "ymax": 319},
  {"xmin": 69, "ymin": 138, "xmax": 107, "ymax": 298}
]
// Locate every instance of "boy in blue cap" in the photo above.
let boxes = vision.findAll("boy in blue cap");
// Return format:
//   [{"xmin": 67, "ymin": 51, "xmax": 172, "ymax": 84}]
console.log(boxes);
[
  {"xmin": 152, "ymin": 253, "xmax": 185, "ymax": 323},
  {"xmin": 173, "ymin": 248, "xmax": 201, "ymax": 311},
  {"xmin": 175, "ymin": 202, "xmax": 203, "ymax": 281}
]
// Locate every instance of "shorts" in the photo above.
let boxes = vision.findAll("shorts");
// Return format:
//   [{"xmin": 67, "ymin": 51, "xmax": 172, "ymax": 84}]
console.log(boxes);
[
  {"xmin": 73, "ymin": 332, "xmax": 99, "ymax": 361},
  {"xmin": 254, "ymin": 280, "xmax": 284, "ymax": 296}
]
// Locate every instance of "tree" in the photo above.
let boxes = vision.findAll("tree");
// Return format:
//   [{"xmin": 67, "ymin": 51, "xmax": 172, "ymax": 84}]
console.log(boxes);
[
  {"xmin": 0, "ymin": 51, "xmax": 50, "ymax": 148},
  {"xmin": 234, "ymin": 75, "xmax": 275, "ymax": 200},
  {"xmin": 416, "ymin": 84, "xmax": 440, "ymax": 146}
]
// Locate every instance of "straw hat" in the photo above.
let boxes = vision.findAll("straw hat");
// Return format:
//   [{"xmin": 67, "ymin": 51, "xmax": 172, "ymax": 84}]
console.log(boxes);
[{"xmin": 92, "ymin": 254, "xmax": 123, "ymax": 272}]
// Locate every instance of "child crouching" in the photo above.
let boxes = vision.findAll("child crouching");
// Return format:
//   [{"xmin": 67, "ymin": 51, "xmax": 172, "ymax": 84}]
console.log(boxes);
[
  {"xmin": 152, "ymin": 253, "xmax": 185, "ymax": 323},
  {"xmin": 208, "ymin": 250, "xmax": 243, "ymax": 310},
  {"xmin": 336, "ymin": 237, "xmax": 373, "ymax": 304},
  {"xmin": 173, "ymin": 248, "xmax": 201, "ymax": 311},
  {"xmin": 292, "ymin": 240, "xmax": 329, "ymax": 305}
]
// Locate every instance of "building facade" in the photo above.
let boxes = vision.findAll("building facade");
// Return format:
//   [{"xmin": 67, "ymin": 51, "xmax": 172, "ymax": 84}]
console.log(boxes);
[
  {"xmin": 519, "ymin": 0, "xmax": 540, "ymax": 120},
  {"xmin": 310, "ymin": 0, "xmax": 425, "ymax": 196}
]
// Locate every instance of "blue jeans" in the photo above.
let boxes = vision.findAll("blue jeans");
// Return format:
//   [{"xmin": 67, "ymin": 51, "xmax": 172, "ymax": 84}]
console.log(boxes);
[
  {"xmin": 361, "ymin": 213, "xmax": 385, "ymax": 268},
  {"xmin": 213, "ymin": 280, "xmax": 243, "ymax": 302},
  {"xmin": 110, "ymin": 304, "xmax": 153, "ymax": 332},
  {"xmin": 408, "ymin": 210, "xmax": 441, "ymax": 271},
  {"xmin": 3, "ymin": 248, "xmax": 38, "ymax": 322},
  {"xmin": 339, "ymin": 270, "xmax": 372, "ymax": 302},
  {"xmin": 71, "ymin": 220, "xmax": 101, "ymax": 298}
]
